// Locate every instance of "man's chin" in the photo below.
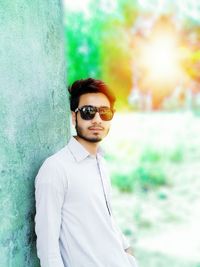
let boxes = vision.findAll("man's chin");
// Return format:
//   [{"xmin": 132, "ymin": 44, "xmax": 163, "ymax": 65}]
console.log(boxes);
[
  {"xmin": 77, "ymin": 133, "xmax": 102, "ymax": 143},
  {"xmin": 88, "ymin": 138, "xmax": 102, "ymax": 143},
  {"xmin": 83, "ymin": 136, "xmax": 102, "ymax": 143}
]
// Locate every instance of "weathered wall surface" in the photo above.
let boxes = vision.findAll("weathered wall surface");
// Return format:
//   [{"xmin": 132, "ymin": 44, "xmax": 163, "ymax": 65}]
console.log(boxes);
[{"xmin": 0, "ymin": 1, "xmax": 70, "ymax": 266}]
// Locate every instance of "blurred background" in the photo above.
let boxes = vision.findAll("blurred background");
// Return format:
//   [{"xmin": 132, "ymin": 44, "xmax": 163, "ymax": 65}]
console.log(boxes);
[{"xmin": 63, "ymin": 1, "xmax": 200, "ymax": 266}]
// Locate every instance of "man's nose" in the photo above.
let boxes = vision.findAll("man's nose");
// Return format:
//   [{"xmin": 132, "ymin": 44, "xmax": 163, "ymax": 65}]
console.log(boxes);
[{"xmin": 91, "ymin": 111, "xmax": 102, "ymax": 123}]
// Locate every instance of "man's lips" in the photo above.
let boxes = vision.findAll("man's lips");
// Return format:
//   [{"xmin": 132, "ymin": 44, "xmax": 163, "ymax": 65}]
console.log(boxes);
[{"xmin": 88, "ymin": 126, "xmax": 104, "ymax": 131}]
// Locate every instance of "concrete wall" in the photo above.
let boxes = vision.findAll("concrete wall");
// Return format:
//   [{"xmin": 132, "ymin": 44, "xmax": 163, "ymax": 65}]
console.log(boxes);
[{"xmin": 0, "ymin": 1, "xmax": 70, "ymax": 266}]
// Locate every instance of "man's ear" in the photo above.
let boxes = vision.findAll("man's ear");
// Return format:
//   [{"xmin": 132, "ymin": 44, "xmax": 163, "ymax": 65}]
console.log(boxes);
[{"xmin": 71, "ymin": 111, "xmax": 76, "ymax": 126}]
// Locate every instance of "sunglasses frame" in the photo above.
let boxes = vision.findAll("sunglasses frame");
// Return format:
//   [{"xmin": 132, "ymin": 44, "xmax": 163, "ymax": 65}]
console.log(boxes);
[{"xmin": 75, "ymin": 105, "xmax": 115, "ymax": 121}]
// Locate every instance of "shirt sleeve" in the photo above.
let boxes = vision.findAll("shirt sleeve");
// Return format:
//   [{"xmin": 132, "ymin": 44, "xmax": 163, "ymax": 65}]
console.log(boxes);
[{"xmin": 35, "ymin": 158, "xmax": 67, "ymax": 267}]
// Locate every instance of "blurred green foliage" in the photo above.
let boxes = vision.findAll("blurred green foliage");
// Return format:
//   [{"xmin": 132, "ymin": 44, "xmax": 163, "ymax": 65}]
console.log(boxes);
[
  {"xmin": 109, "ymin": 144, "xmax": 183, "ymax": 193},
  {"xmin": 133, "ymin": 164, "xmax": 167, "ymax": 189},
  {"xmin": 140, "ymin": 148, "xmax": 162, "ymax": 162},
  {"xmin": 112, "ymin": 163, "xmax": 168, "ymax": 193},
  {"xmin": 112, "ymin": 171, "xmax": 134, "ymax": 192},
  {"xmin": 64, "ymin": 0, "xmax": 138, "ymax": 109},
  {"xmin": 64, "ymin": 12, "xmax": 102, "ymax": 82},
  {"xmin": 169, "ymin": 146, "xmax": 184, "ymax": 162},
  {"xmin": 65, "ymin": 0, "xmax": 200, "ymax": 110}
]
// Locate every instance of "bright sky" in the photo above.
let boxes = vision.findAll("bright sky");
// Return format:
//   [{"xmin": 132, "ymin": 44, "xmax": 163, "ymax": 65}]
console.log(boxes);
[{"xmin": 141, "ymin": 33, "xmax": 181, "ymax": 81}]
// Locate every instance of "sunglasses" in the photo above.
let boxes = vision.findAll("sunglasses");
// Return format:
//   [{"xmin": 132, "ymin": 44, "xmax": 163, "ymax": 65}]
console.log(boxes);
[{"xmin": 75, "ymin": 105, "xmax": 115, "ymax": 121}]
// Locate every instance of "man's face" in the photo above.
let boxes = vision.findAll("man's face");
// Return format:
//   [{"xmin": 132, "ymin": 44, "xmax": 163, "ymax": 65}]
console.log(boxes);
[{"xmin": 72, "ymin": 93, "xmax": 113, "ymax": 143}]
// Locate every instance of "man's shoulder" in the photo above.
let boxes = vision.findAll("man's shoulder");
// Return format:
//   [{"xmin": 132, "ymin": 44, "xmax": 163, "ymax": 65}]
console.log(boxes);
[
  {"xmin": 48, "ymin": 144, "xmax": 69, "ymax": 161},
  {"xmin": 37, "ymin": 143, "xmax": 72, "ymax": 173},
  {"xmin": 35, "ymin": 145, "xmax": 71, "ymax": 186}
]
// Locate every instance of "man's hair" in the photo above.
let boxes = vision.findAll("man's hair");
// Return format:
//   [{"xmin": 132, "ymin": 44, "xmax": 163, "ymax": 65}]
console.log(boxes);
[{"xmin": 68, "ymin": 78, "xmax": 116, "ymax": 111}]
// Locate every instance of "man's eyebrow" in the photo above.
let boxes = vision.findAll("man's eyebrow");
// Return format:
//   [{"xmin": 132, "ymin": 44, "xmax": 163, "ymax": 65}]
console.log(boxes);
[{"xmin": 100, "ymin": 106, "xmax": 111, "ymax": 108}]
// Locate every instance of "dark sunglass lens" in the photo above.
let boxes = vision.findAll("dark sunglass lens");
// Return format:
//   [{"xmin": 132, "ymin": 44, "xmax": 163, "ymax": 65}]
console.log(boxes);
[{"xmin": 80, "ymin": 106, "xmax": 96, "ymax": 120}]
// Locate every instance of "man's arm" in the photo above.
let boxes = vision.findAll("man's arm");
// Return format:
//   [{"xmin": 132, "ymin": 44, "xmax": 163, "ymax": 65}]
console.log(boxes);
[{"xmin": 35, "ymin": 159, "xmax": 66, "ymax": 267}]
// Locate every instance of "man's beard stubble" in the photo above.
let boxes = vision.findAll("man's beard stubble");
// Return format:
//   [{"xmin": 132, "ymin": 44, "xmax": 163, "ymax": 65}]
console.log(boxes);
[{"xmin": 75, "ymin": 118, "xmax": 109, "ymax": 143}]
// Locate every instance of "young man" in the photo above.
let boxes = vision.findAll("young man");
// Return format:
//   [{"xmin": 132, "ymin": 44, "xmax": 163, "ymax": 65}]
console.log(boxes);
[{"xmin": 35, "ymin": 78, "xmax": 138, "ymax": 267}]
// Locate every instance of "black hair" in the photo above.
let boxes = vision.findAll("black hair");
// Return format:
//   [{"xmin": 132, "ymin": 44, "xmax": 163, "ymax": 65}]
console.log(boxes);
[{"xmin": 68, "ymin": 78, "xmax": 116, "ymax": 111}]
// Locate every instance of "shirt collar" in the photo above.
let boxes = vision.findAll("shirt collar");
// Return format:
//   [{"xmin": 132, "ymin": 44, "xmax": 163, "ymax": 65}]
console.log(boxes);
[{"xmin": 67, "ymin": 136, "xmax": 104, "ymax": 162}]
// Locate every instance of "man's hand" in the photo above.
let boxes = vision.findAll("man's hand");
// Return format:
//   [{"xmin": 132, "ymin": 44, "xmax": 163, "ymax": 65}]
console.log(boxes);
[{"xmin": 125, "ymin": 246, "xmax": 134, "ymax": 256}]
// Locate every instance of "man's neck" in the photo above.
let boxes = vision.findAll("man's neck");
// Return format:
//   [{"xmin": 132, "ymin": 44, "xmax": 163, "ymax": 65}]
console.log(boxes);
[{"xmin": 75, "ymin": 136, "xmax": 100, "ymax": 156}]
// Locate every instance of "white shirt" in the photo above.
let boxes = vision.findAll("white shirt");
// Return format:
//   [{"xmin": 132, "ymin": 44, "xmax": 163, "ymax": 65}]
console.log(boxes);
[{"xmin": 35, "ymin": 137, "xmax": 137, "ymax": 267}]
